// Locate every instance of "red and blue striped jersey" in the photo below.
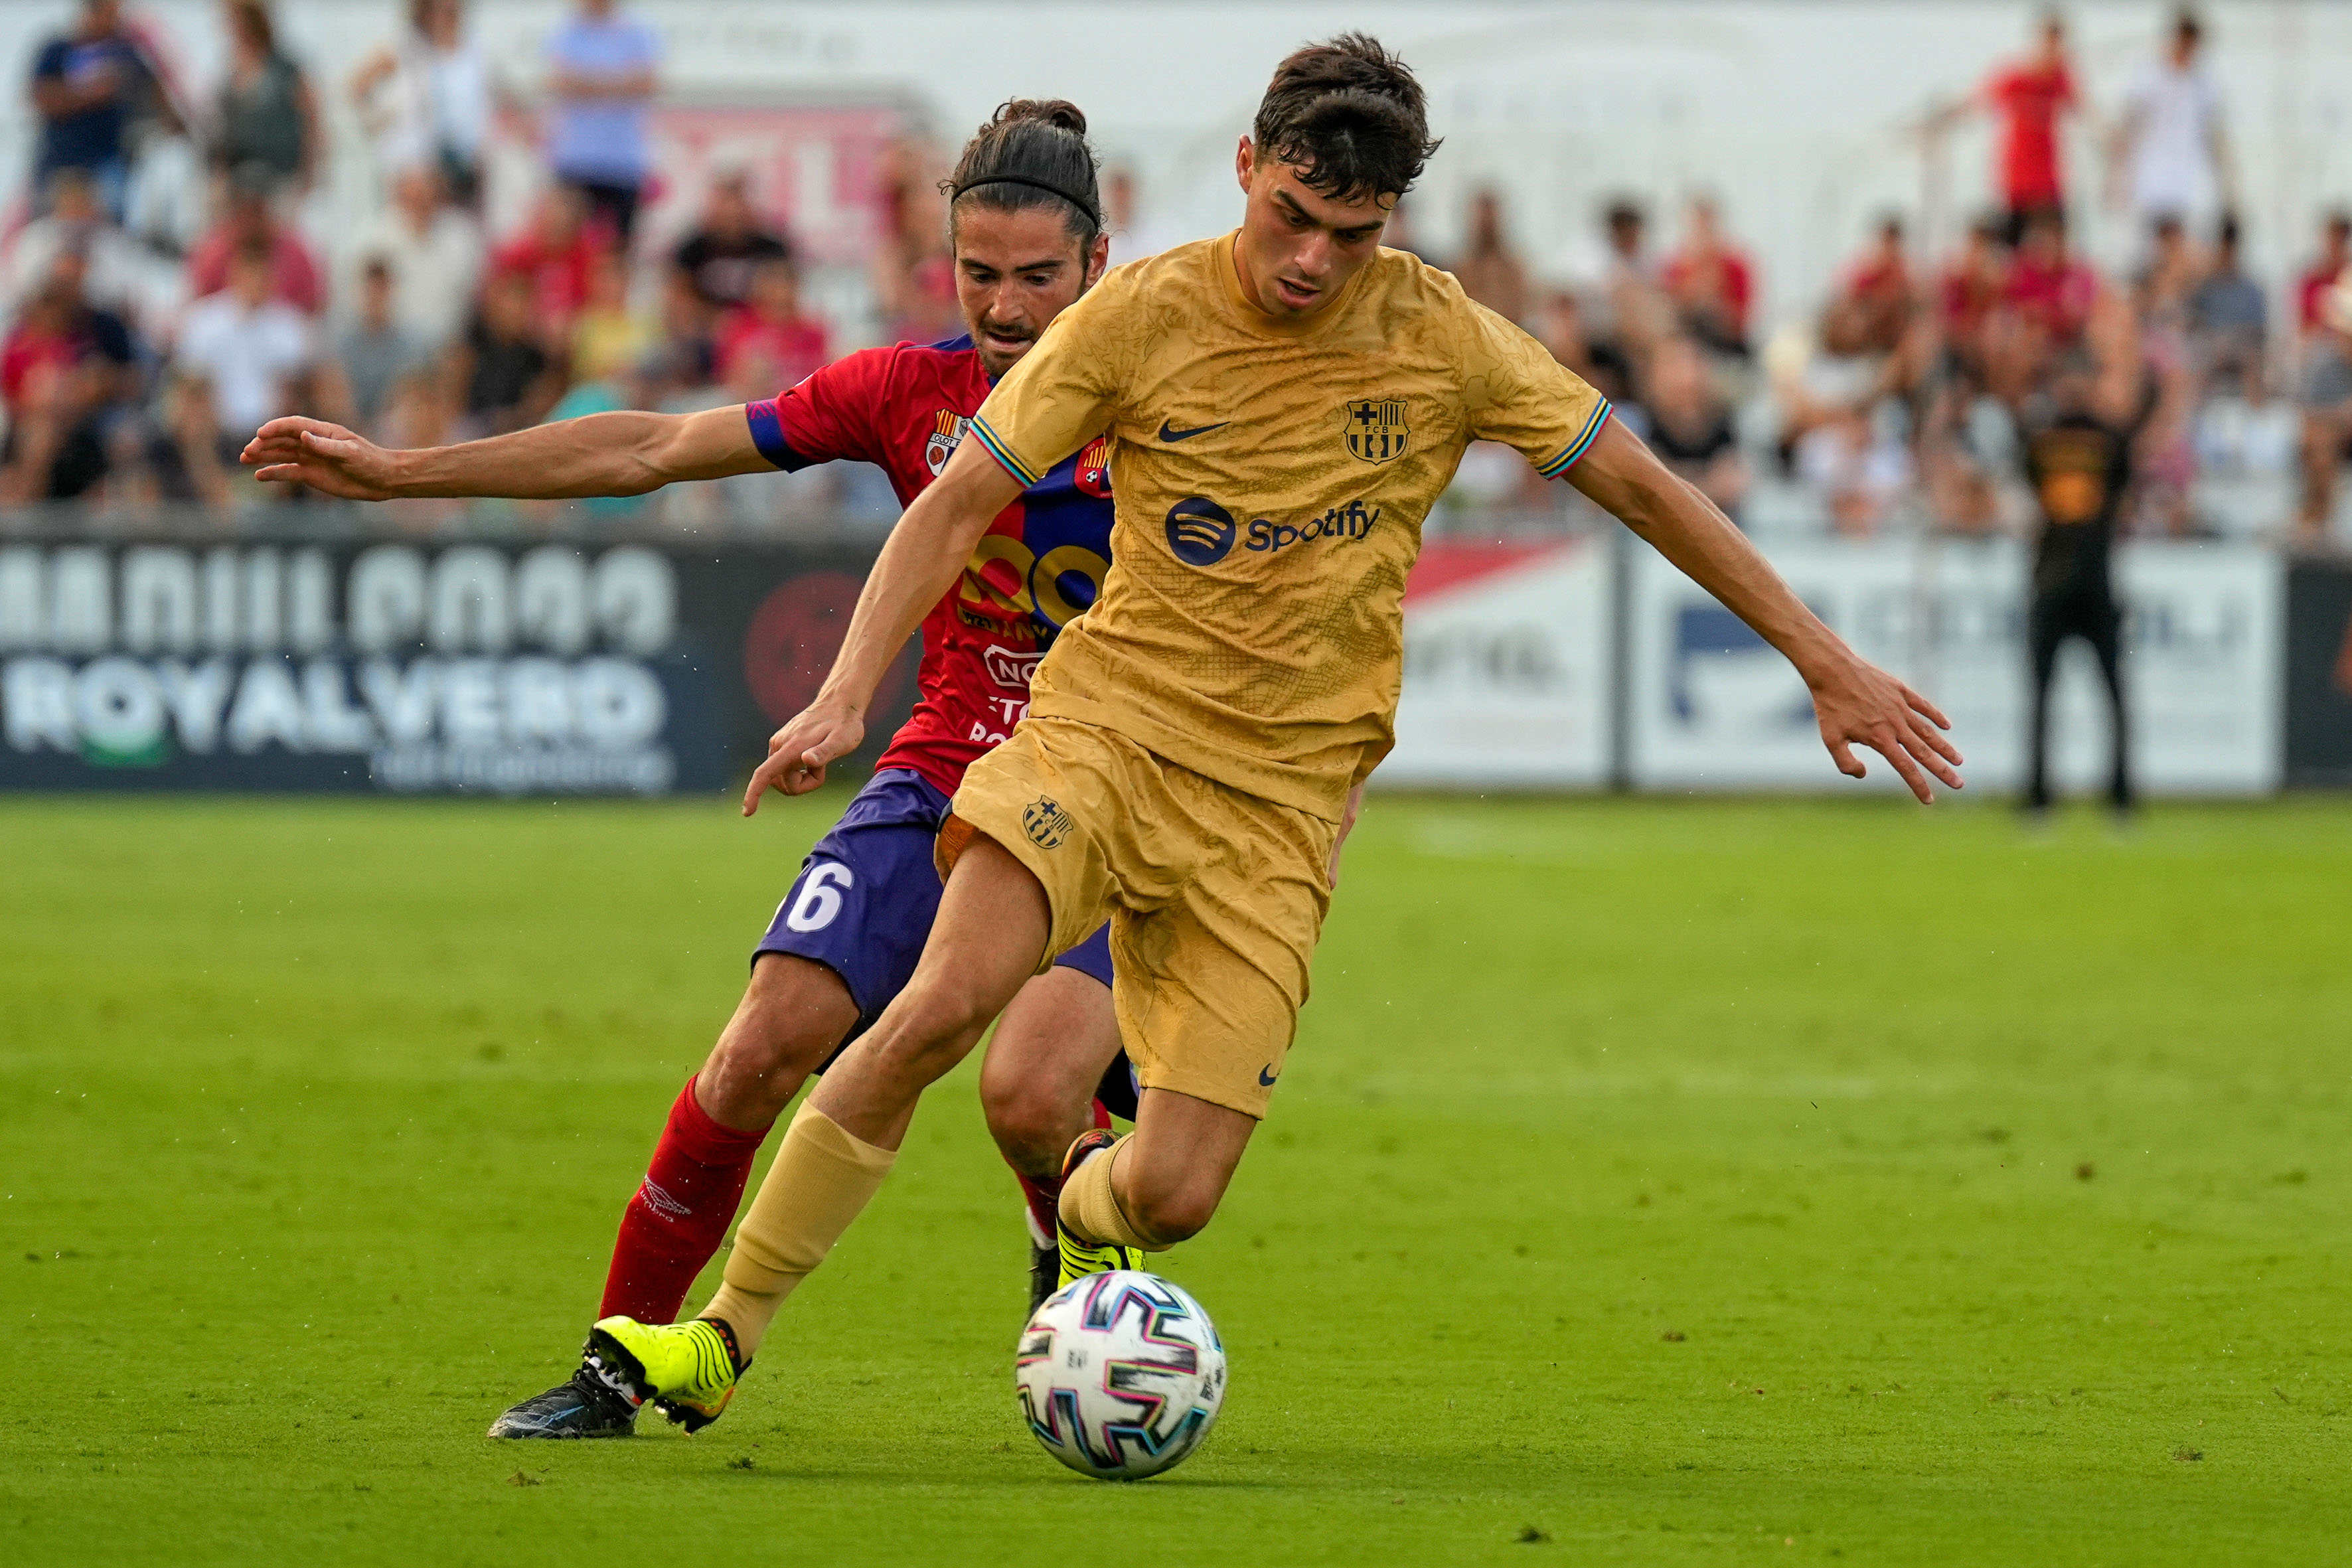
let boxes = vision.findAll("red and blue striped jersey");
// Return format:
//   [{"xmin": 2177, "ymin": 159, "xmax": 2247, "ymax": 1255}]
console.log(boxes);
[{"xmin": 745, "ymin": 335, "xmax": 1114, "ymax": 796}]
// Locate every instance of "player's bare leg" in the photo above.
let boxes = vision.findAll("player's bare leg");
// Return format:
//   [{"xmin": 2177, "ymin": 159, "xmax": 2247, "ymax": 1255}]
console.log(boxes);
[
  {"xmin": 980, "ymin": 967, "xmax": 1127, "ymax": 1303},
  {"xmin": 983, "ymin": 969, "xmax": 1121, "ymax": 1180},
  {"xmin": 696, "ymin": 953, "xmax": 861, "ymax": 1129},
  {"xmin": 639, "ymin": 833, "xmax": 1050, "ymax": 1391},
  {"xmin": 1058, "ymin": 1086, "xmax": 1255, "ymax": 1258},
  {"xmin": 488, "ymin": 955, "xmax": 856, "ymax": 1439}
]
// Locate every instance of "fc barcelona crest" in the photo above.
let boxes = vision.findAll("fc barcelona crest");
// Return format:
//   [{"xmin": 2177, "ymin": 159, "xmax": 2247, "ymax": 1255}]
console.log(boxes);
[{"xmin": 1343, "ymin": 399, "xmax": 1409, "ymax": 464}]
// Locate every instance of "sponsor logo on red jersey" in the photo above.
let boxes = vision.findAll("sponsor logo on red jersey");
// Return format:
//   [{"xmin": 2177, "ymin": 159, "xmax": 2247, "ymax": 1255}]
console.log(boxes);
[{"xmin": 983, "ymin": 644, "xmax": 1046, "ymax": 689}]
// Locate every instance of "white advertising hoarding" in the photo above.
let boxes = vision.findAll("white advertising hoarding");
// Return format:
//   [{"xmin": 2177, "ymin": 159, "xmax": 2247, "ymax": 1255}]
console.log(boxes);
[
  {"xmin": 1624, "ymin": 538, "xmax": 2284, "ymax": 797},
  {"xmin": 1383, "ymin": 537, "xmax": 1612, "ymax": 788}
]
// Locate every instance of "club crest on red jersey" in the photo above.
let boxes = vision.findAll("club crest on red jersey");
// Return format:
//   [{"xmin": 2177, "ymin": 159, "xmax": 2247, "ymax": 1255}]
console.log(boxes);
[
  {"xmin": 925, "ymin": 410, "xmax": 973, "ymax": 476},
  {"xmin": 1075, "ymin": 435, "xmax": 1113, "ymax": 498},
  {"xmin": 1343, "ymin": 398, "xmax": 1409, "ymax": 464}
]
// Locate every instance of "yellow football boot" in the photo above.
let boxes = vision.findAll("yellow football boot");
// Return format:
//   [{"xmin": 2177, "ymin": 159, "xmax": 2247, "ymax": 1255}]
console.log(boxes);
[{"xmin": 584, "ymin": 1315, "xmax": 745, "ymax": 1433}]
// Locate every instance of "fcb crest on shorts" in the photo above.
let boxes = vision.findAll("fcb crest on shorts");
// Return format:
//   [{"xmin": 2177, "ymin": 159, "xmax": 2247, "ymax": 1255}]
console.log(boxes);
[
  {"xmin": 1343, "ymin": 399, "xmax": 1409, "ymax": 464},
  {"xmin": 1022, "ymin": 796, "xmax": 1075, "ymax": 850},
  {"xmin": 925, "ymin": 410, "xmax": 973, "ymax": 476}
]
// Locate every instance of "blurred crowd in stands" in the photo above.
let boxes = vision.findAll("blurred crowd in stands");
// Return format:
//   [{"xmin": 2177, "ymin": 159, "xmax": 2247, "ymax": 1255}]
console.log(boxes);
[
  {"xmin": 1407, "ymin": 9, "xmax": 2352, "ymax": 546},
  {"xmin": 1, "ymin": 0, "xmax": 2348, "ymax": 546}
]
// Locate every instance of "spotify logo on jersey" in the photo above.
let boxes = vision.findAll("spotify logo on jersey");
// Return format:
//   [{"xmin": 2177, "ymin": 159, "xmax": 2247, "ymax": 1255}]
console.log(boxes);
[{"xmin": 1164, "ymin": 497, "xmax": 1237, "ymax": 566}]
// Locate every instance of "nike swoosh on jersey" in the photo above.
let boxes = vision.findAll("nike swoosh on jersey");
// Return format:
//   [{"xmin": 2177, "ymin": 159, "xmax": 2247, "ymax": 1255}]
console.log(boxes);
[
  {"xmin": 1258, "ymin": 1065, "xmax": 1279, "ymax": 1087},
  {"xmin": 1157, "ymin": 420, "xmax": 1230, "ymax": 442}
]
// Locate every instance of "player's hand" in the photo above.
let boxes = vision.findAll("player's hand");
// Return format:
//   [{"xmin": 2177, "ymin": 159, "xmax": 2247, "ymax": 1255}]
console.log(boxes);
[
  {"xmin": 1806, "ymin": 651, "xmax": 1964, "ymax": 804},
  {"xmin": 743, "ymin": 698, "xmax": 864, "ymax": 813},
  {"xmin": 240, "ymin": 417, "xmax": 404, "ymax": 501}
]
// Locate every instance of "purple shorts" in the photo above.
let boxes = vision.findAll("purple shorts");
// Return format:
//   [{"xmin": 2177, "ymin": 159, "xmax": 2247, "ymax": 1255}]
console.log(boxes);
[{"xmin": 756, "ymin": 770, "xmax": 1123, "ymax": 1105}]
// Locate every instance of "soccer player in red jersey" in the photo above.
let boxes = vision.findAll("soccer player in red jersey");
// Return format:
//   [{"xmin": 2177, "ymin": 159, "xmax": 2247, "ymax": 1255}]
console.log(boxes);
[{"xmin": 246, "ymin": 100, "xmax": 1197, "ymax": 1437}]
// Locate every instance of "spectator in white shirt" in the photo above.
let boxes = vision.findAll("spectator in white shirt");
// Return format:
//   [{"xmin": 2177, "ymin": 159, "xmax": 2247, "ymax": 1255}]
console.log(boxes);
[
  {"xmin": 2111, "ymin": 11, "xmax": 2233, "ymax": 230},
  {"xmin": 345, "ymin": 161, "xmax": 483, "ymax": 351},
  {"xmin": 351, "ymin": 0, "xmax": 489, "ymax": 202},
  {"xmin": 176, "ymin": 239, "xmax": 311, "ymax": 447},
  {"xmin": 5, "ymin": 165, "xmax": 144, "ymax": 317}
]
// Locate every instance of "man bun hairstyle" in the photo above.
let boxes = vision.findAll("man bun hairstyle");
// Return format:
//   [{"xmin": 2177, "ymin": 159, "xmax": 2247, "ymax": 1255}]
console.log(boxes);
[
  {"xmin": 943, "ymin": 100, "xmax": 1103, "ymax": 248},
  {"xmin": 1253, "ymin": 33, "xmax": 1441, "ymax": 204}
]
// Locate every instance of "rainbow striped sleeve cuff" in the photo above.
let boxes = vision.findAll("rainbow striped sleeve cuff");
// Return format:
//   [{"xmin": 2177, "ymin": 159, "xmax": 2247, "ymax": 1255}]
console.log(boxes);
[
  {"xmin": 1534, "ymin": 399, "xmax": 1613, "ymax": 479},
  {"xmin": 969, "ymin": 415, "xmax": 1044, "ymax": 487}
]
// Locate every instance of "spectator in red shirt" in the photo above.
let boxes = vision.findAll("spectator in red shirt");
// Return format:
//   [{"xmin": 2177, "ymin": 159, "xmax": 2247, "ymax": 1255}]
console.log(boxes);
[
  {"xmin": 184, "ymin": 163, "xmax": 325, "ymax": 314},
  {"xmin": 714, "ymin": 254, "xmax": 829, "ymax": 401},
  {"xmin": 1982, "ymin": 13, "xmax": 2078, "ymax": 236},
  {"xmin": 490, "ymin": 184, "xmax": 605, "ymax": 337},
  {"xmin": 1825, "ymin": 214, "xmax": 1917, "ymax": 358},
  {"xmin": 1938, "ymin": 213, "xmax": 2009, "ymax": 373},
  {"xmin": 2005, "ymin": 208, "xmax": 2098, "ymax": 345},
  {"xmin": 1661, "ymin": 195, "xmax": 1754, "ymax": 357},
  {"xmin": 1984, "ymin": 208, "xmax": 2101, "ymax": 404},
  {"xmin": 0, "ymin": 247, "xmax": 139, "ymax": 501},
  {"xmin": 2296, "ymin": 209, "xmax": 2350, "ymax": 337}
]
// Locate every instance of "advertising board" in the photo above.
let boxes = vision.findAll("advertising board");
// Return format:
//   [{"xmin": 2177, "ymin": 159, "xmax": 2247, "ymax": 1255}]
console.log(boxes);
[
  {"xmin": 0, "ymin": 532, "xmax": 913, "ymax": 795},
  {"xmin": 1622, "ymin": 538, "xmax": 2284, "ymax": 797},
  {"xmin": 1383, "ymin": 536, "xmax": 1613, "ymax": 789},
  {"xmin": 2284, "ymin": 558, "xmax": 2352, "ymax": 787}
]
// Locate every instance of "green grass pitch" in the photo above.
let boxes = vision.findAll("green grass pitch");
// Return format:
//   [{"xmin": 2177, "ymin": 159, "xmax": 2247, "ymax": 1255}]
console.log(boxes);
[{"xmin": 2, "ymin": 791, "xmax": 2347, "ymax": 1565}]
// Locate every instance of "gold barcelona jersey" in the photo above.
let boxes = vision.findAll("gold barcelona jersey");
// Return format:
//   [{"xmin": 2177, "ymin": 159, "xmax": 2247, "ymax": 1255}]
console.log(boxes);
[{"xmin": 967, "ymin": 233, "xmax": 1611, "ymax": 819}]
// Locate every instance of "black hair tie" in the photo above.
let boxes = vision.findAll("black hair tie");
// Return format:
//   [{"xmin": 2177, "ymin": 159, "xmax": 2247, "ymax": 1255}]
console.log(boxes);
[{"xmin": 951, "ymin": 173, "xmax": 1100, "ymax": 228}]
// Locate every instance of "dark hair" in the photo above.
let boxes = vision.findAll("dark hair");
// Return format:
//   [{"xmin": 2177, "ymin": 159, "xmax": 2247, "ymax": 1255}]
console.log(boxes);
[
  {"xmin": 1252, "ymin": 33, "xmax": 1439, "ymax": 202},
  {"xmin": 229, "ymin": 0, "xmax": 275, "ymax": 52},
  {"xmin": 943, "ymin": 100, "xmax": 1102, "ymax": 248},
  {"xmin": 2173, "ymin": 8, "xmax": 2203, "ymax": 42}
]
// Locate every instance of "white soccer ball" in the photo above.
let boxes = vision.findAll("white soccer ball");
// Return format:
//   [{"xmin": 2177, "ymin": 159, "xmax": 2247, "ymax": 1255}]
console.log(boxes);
[{"xmin": 1014, "ymin": 1270, "xmax": 1226, "ymax": 1480}]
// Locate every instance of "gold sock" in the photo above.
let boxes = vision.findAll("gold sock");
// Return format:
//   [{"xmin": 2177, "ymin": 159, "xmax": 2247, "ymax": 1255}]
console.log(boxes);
[
  {"xmin": 1056, "ymin": 1133, "xmax": 1164, "ymax": 1252},
  {"xmin": 700, "ymin": 1099, "xmax": 896, "ymax": 1358}
]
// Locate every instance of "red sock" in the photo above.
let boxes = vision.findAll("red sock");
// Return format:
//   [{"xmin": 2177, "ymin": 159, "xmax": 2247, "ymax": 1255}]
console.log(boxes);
[
  {"xmin": 1011, "ymin": 1098, "xmax": 1115, "ymax": 1243},
  {"xmin": 598, "ymin": 1076, "xmax": 771, "ymax": 1324}
]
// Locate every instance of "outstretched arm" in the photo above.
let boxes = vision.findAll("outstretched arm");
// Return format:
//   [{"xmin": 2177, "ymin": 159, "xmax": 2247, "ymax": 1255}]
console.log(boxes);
[
  {"xmin": 1569, "ymin": 418, "xmax": 1964, "ymax": 803},
  {"xmin": 240, "ymin": 404, "xmax": 771, "ymax": 501},
  {"xmin": 742, "ymin": 438, "xmax": 1022, "ymax": 811}
]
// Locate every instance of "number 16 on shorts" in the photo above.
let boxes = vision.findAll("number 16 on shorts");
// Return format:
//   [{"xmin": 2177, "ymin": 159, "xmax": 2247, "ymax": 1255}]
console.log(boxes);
[{"xmin": 782, "ymin": 861, "xmax": 855, "ymax": 932}]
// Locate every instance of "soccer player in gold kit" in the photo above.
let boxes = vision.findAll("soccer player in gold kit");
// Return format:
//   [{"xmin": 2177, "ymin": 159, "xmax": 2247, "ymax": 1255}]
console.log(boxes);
[{"xmin": 580, "ymin": 34, "xmax": 1966, "ymax": 1429}]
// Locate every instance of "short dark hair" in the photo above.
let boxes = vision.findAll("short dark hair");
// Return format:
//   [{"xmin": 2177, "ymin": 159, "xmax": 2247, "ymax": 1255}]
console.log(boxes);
[
  {"xmin": 943, "ymin": 100, "xmax": 1102, "ymax": 249},
  {"xmin": 1252, "ymin": 33, "xmax": 1439, "ymax": 202},
  {"xmin": 2173, "ymin": 8, "xmax": 2203, "ymax": 42}
]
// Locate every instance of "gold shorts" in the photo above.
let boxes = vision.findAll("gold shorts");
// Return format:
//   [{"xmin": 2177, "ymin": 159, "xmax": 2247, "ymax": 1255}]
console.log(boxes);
[{"xmin": 939, "ymin": 714, "xmax": 1336, "ymax": 1119}]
